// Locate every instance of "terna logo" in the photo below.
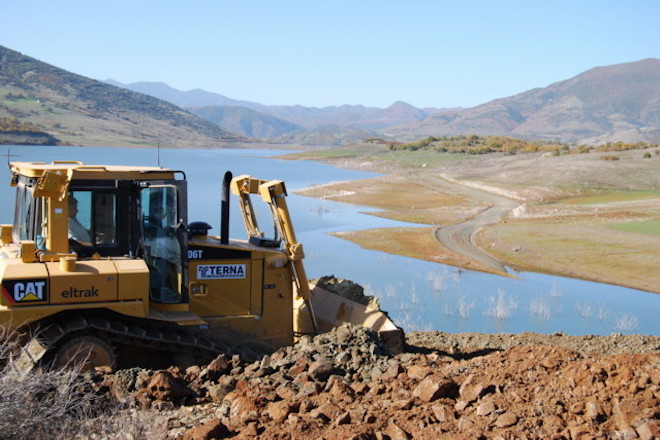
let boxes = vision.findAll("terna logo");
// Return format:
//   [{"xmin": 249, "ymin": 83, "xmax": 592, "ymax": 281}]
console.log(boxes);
[
  {"xmin": 1, "ymin": 279, "xmax": 48, "ymax": 303},
  {"xmin": 197, "ymin": 264, "xmax": 246, "ymax": 280}
]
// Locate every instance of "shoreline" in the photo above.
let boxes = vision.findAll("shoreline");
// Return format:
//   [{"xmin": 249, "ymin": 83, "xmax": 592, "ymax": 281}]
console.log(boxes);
[{"xmin": 291, "ymin": 153, "xmax": 660, "ymax": 295}]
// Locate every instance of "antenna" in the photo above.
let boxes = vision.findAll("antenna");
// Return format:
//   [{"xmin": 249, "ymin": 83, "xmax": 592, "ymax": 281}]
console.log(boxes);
[
  {"xmin": 6, "ymin": 147, "xmax": 11, "ymax": 169},
  {"xmin": 157, "ymin": 141, "xmax": 161, "ymax": 168}
]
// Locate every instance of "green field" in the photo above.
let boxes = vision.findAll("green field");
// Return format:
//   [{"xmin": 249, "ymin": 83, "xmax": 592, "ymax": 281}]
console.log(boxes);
[
  {"xmin": 609, "ymin": 220, "xmax": 660, "ymax": 237},
  {"xmin": 561, "ymin": 191, "xmax": 660, "ymax": 205}
]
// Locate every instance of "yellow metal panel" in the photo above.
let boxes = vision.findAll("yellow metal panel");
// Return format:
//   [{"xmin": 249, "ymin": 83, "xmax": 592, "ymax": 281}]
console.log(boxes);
[
  {"xmin": 149, "ymin": 303, "xmax": 192, "ymax": 313},
  {"xmin": 188, "ymin": 259, "xmax": 252, "ymax": 316},
  {"xmin": 47, "ymin": 260, "xmax": 118, "ymax": 304},
  {"xmin": 203, "ymin": 263, "xmax": 294, "ymax": 348},
  {"xmin": 10, "ymin": 162, "xmax": 175, "ymax": 181},
  {"xmin": 20, "ymin": 241, "xmax": 36, "ymax": 263},
  {"xmin": 0, "ymin": 300, "xmax": 147, "ymax": 332},
  {"xmin": 0, "ymin": 261, "xmax": 49, "ymax": 306},
  {"xmin": 114, "ymin": 259, "xmax": 150, "ymax": 301},
  {"xmin": 33, "ymin": 170, "xmax": 69, "ymax": 200},
  {"xmin": 250, "ymin": 259, "xmax": 263, "ymax": 315},
  {"xmin": 1, "ymin": 225, "xmax": 12, "ymax": 244},
  {"xmin": 47, "ymin": 197, "xmax": 69, "ymax": 253}
]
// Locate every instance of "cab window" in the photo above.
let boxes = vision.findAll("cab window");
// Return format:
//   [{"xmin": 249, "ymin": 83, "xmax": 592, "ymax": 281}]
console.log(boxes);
[
  {"xmin": 68, "ymin": 191, "xmax": 117, "ymax": 247},
  {"xmin": 13, "ymin": 180, "xmax": 44, "ymax": 244}
]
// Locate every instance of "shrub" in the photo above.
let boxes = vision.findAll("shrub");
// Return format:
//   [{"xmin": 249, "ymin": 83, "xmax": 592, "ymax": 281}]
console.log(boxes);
[
  {"xmin": 643, "ymin": 152, "xmax": 652, "ymax": 159},
  {"xmin": 0, "ymin": 329, "xmax": 164, "ymax": 439},
  {"xmin": 601, "ymin": 155, "xmax": 620, "ymax": 161}
]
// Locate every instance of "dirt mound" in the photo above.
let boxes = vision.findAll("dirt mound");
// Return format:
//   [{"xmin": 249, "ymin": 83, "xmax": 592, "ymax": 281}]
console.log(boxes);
[
  {"xmin": 406, "ymin": 330, "xmax": 660, "ymax": 357},
  {"xmin": 87, "ymin": 326, "xmax": 659, "ymax": 439},
  {"xmin": 313, "ymin": 275, "xmax": 381, "ymax": 309}
]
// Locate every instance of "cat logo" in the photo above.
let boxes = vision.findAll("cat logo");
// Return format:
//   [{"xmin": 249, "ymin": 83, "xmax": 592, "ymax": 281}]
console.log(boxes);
[{"xmin": 1, "ymin": 279, "xmax": 48, "ymax": 303}]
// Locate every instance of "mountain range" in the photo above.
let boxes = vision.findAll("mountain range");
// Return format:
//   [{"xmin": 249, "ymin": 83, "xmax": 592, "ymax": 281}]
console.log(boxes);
[
  {"xmin": 105, "ymin": 79, "xmax": 449, "ymax": 142},
  {"xmin": 1, "ymin": 43, "xmax": 658, "ymax": 147},
  {"xmin": 108, "ymin": 59, "xmax": 660, "ymax": 145},
  {"xmin": 389, "ymin": 58, "xmax": 660, "ymax": 144}
]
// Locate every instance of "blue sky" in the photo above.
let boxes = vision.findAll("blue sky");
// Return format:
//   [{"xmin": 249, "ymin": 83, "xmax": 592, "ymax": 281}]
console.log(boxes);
[{"xmin": 1, "ymin": 1, "xmax": 658, "ymax": 108}]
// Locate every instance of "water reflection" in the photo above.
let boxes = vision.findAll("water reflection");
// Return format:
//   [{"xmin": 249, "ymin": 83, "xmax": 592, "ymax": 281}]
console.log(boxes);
[{"xmin": 1, "ymin": 146, "xmax": 658, "ymax": 335}]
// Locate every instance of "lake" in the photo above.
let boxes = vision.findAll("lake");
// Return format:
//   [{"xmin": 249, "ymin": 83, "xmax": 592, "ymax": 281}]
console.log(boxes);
[{"xmin": 1, "ymin": 145, "xmax": 658, "ymax": 335}]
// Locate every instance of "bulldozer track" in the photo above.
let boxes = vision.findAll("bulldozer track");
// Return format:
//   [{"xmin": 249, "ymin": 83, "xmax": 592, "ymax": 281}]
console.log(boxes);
[{"xmin": 26, "ymin": 313, "xmax": 228, "ymax": 368}]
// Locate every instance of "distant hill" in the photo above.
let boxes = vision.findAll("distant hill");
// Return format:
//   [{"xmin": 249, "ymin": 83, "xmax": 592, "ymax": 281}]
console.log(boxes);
[
  {"xmin": 188, "ymin": 106, "xmax": 304, "ymax": 138},
  {"xmin": 108, "ymin": 80, "xmax": 450, "ymax": 143},
  {"xmin": 0, "ymin": 45, "xmax": 243, "ymax": 147},
  {"xmin": 263, "ymin": 100, "xmax": 432, "ymax": 130},
  {"xmin": 108, "ymin": 59, "xmax": 660, "ymax": 146},
  {"xmin": 391, "ymin": 59, "xmax": 660, "ymax": 144},
  {"xmin": 104, "ymin": 80, "xmax": 260, "ymax": 109},
  {"xmin": 277, "ymin": 124, "xmax": 380, "ymax": 146}
]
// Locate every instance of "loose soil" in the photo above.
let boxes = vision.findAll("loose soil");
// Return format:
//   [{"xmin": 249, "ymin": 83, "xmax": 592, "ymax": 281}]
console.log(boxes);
[{"xmin": 88, "ymin": 325, "xmax": 659, "ymax": 439}]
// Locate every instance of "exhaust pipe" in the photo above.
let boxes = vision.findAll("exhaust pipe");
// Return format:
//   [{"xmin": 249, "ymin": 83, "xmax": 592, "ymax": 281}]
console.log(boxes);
[{"xmin": 221, "ymin": 171, "xmax": 232, "ymax": 245}]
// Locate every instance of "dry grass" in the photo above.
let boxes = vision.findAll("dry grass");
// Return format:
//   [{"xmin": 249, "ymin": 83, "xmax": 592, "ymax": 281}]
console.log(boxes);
[
  {"xmin": 478, "ymin": 220, "xmax": 660, "ymax": 294},
  {"xmin": 0, "ymin": 329, "xmax": 166, "ymax": 440}
]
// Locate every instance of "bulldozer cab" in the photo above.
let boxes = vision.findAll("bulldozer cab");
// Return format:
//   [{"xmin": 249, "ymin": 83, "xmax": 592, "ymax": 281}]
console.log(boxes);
[
  {"xmin": 8, "ymin": 162, "xmax": 189, "ymax": 305},
  {"xmin": 66, "ymin": 178, "xmax": 189, "ymax": 305}
]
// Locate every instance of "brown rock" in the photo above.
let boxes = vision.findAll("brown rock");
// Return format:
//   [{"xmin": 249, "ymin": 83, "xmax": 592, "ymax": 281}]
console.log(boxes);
[
  {"xmin": 289, "ymin": 363, "xmax": 308, "ymax": 376},
  {"xmin": 229, "ymin": 396, "xmax": 258, "ymax": 426},
  {"xmin": 384, "ymin": 421, "xmax": 411, "ymax": 440},
  {"xmin": 431, "ymin": 404, "xmax": 456, "ymax": 422},
  {"xmin": 585, "ymin": 401, "xmax": 605, "ymax": 422},
  {"xmin": 407, "ymin": 364, "xmax": 433, "ymax": 381},
  {"xmin": 636, "ymin": 421, "xmax": 660, "ymax": 440},
  {"xmin": 334, "ymin": 411, "xmax": 352, "ymax": 426},
  {"xmin": 199, "ymin": 354, "xmax": 231, "ymax": 382},
  {"xmin": 298, "ymin": 399, "xmax": 315, "ymax": 414},
  {"xmin": 613, "ymin": 401, "xmax": 642, "ymax": 431},
  {"xmin": 413, "ymin": 374, "xmax": 458, "ymax": 403},
  {"xmin": 146, "ymin": 370, "xmax": 193, "ymax": 401},
  {"xmin": 243, "ymin": 422, "xmax": 259, "ymax": 437},
  {"xmin": 312, "ymin": 402, "xmax": 342, "ymax": 421},
  {"xmin": 459, "ymin": 374, "xmax": 486, "ymax": 404},
  {"xmin": 380, "ymin": 362, "xmax": 403, "ymax": 381},
  {"xmin": 349, "ymin": 433, "xmax": 374, "ymax": 440},
  {"xmin": 275, "ymin": 382, "xmax": 298, "ymax": 400},
  {"xmin": 327, "ymin": 376, "xmax": 355, "ymax": 401},
  {"xmin": 568, "ymin": 423, "xmax": 591, "ymax": 440},
  {"xmin": 392, "ymin": 399, "xmax": 414, "ymax": 411},
  {"xmin": 494, "ymin": 412, "xmax": 518, "ymax": 428},
  {"xmin": 476, "ymin": 400, "xmax": 497, "ymax": 416},
  {"xmin": 454, "ymin": 400, "xmax": 469, "ymax": 412},
  {"xmin": 308, "ymin": 357, "xmax": 334, "ymax": 381},
  {"xmin": 267, "ymin": 400, "xmax": 297, "ymax": 423},
  {"xmin": 543, "ymin": 415, "xmax": 566, "ymax": 434},
  {"xmin": 351, "ymin": 382, "xmax": 369, "ymax": 395},
  {"xmin": 296, "ymin": 381, "xmax": 321, "ymax": 398},
  {"xmin": 181, "ymin": 419, "xmax": 230, "ymax": 440}
]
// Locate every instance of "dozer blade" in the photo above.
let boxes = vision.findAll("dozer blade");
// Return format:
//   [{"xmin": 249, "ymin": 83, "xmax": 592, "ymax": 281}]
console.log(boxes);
[
  {"xmin": 294, "ymin": 282, "xmax": 404, "ymax": 354},
  {"xmin": 11, "ymin": 337, "xmax": 49, "ymax": 374}
]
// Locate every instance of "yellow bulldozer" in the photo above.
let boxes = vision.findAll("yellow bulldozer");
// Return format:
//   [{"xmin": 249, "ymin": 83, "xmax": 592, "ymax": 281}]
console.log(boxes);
[{"xmin": 0, "ymin": 160, "xmax": 401, "ymax": 370}]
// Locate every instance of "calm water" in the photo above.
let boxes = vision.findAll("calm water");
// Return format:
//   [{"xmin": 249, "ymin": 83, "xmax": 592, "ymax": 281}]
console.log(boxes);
[{"xmin": 2, "ymin": 146, "xmax": 658, "ymax": 335}]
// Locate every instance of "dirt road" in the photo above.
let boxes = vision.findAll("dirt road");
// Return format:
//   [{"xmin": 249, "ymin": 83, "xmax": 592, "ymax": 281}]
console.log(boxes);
[{"xmin": 428, "ymin": 174, "xmax": 520, "ymax": 275}]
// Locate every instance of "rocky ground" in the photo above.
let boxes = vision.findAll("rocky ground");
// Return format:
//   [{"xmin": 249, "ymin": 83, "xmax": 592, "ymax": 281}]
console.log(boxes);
[{"xmin": 85, "ymin": 325, "xmax": 659, "ymax": 440}]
